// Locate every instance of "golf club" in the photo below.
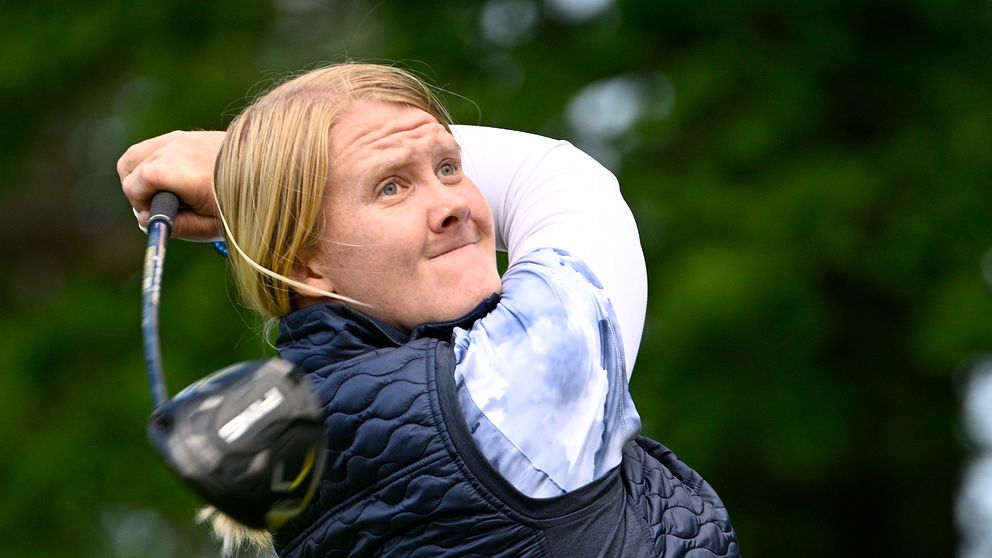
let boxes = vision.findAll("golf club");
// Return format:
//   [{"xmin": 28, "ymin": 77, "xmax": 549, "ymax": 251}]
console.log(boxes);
[{"xmin": 141, "ymin": 191, "xmax": 325, "ymax": 530}]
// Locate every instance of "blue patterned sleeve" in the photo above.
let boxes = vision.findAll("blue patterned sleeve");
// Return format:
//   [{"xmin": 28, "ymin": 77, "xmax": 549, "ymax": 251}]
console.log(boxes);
[{"xmin": 452, "ymin": 248, "xmax": 642, "ymax": 498}]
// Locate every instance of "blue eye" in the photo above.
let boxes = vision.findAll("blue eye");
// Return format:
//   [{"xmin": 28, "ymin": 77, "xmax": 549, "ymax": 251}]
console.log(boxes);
[
  {"xmin": 382, "ymin": 182, "xmax": 399, "ymax": 196},
  {"xmin": 439, "ymin": 163, "xmax": 456, "ymax": 177}
]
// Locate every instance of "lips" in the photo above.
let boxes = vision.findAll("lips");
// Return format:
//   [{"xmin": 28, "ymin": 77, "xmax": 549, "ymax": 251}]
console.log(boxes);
[{"xmin": 428, "ymin": 234, "xmax": 479, "ymax": 259}]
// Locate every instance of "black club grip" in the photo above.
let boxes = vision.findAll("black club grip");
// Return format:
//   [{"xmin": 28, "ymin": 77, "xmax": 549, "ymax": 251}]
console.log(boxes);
[{"xmin": 148, "ymin": 191, "xmax": 180, "ymax": 230}]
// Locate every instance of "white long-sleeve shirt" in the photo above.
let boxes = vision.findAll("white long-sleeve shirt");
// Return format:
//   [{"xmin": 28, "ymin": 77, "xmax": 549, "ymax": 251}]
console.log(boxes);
[{"xmin": 451, "ymin": 126, "xmax": 648, "ymax": 497}]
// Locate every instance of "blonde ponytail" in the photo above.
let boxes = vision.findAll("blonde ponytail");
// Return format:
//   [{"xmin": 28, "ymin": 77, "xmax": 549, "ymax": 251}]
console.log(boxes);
[{"xmin": 197, "ymin": 506, "xmax": 275, "ymax": 557}]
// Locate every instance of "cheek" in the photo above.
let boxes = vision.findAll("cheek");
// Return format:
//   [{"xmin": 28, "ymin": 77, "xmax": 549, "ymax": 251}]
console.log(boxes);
[
  {"xmin": 319, "ymin": 221, "xmax": 423, "ymax": 294},
  {"xmin": 324, "ymin": 243, "xmax": 412, "ymax": 284},
  {"xmin": 323, "ymin": 208, "xmax": 401, "ymax": 262},
  {"xmin": 470, "ymin": 197, "xmax": 496, "ymax": 239}
]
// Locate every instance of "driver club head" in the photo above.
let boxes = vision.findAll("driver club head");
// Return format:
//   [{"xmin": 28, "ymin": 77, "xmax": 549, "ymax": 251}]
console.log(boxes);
[{"xmin": 147, "ymin": 358, "xmax": 325, "ymax": 530}]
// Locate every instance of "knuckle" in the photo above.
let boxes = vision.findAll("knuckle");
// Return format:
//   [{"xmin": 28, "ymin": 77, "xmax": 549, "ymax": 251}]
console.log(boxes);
[
  {"xmin": 117, "ymin": 148, "xmax": 137, "ymax": 180},
  {"xmin": 136, "ymin": 163, "xmax": 165, "ymax": 188}
]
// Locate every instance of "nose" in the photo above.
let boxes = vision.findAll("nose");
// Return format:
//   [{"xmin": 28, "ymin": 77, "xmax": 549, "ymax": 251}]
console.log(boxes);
[{"xmin": 427, "ymin": 183, "xmax": 470, "ymax": 234}]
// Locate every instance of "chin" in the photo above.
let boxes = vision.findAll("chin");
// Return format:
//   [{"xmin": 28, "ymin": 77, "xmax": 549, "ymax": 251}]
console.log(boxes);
[
  {"xmin": 433, "ymin": 279, "xmax": 501, "ymax": 324},
  {"xmin": 467, "ymin": 269, "xmax": 502, "ymax": 300},
  {"xmin": 408, "ymin": 260, "xmax": 500, "ymax": 326}
]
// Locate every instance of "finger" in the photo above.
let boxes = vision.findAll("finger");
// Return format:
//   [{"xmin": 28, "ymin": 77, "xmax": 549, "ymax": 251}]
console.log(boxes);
[
  {"xmin": 122, "ymin": 161, "xmax": 171, "ymax": 212},
  {"xmin": 117, "ymin": 130, "xmax": 183, "ymax": 182},
  {"xmin": 171, "ymin": 211, "xmax": 224, "ymax": 241},
  {"xmin": 134, "ymin": 207, "xmax": 221, "ymax": 241},
  {"xmin": 124, "ymin": 157, "xmax": 218, "ymax": 214}
]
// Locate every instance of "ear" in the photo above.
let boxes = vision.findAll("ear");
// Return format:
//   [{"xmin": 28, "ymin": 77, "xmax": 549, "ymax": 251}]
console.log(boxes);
[{"xmin": 288, "ymin": 252, "xmax": 336, "ymax": 301}]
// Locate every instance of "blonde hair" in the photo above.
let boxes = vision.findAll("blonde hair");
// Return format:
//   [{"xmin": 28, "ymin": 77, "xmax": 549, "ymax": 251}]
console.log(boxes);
[
  {"xmin": 197, "ymin": 506, "xmax": 274, "ymax": 556},
  {"xmin": 207, "ymin": 62, "xmax": 453, "ymax": 555},
  {"xmin": 215, "ymin": 62, "xmax": 453, "ymax": 319}
]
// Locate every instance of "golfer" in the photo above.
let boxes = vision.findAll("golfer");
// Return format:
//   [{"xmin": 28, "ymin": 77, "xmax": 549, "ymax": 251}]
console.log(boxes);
[{"xmin": 119, "ymin": 62, "xmax": 739, "ymax": 558}]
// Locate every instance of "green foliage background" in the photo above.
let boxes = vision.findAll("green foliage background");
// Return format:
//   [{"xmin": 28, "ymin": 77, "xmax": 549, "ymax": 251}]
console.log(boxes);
[{"xmin": 1, "ymin": 1, "xmax": 990, "ymax": 556}]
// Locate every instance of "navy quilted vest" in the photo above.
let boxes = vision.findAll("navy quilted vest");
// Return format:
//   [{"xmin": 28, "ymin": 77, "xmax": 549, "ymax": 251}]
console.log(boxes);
[{"xmin": 272, "ymin": 299, "xmax": 740, "ymax": 558}]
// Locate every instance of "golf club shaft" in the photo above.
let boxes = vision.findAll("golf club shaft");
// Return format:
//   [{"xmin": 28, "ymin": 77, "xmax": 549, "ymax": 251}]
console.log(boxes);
[{"xmin": 142, "ymin": 192, "xmax": 179, "ymax": 407}]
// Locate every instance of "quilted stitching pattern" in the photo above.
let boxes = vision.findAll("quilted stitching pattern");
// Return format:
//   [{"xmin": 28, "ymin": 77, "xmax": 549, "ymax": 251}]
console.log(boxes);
[
  {"xmin": 623, "ymin": 437, "xmax": 740, "ymax": 558},
  {"xmin": 276, "ymin": 314, "xmax": 544, "ymax": 556},
  {"xmin": 274, "ymin": 304, "xmax": 741, "ymax": 557}
]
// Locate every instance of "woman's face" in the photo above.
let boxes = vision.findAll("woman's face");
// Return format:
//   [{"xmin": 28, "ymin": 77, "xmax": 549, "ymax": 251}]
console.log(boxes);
[{"xmin": 300, "ymin": 100, "xmax": 501, "ymax": 330}]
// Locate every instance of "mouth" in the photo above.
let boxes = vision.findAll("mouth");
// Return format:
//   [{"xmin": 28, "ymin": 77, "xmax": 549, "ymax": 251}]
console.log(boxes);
[{"xmin": 429, "ymin": 237, "xmax": 478, "ymax": 260}]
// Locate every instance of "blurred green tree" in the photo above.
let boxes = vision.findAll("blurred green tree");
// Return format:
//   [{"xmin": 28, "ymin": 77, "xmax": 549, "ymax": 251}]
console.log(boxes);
[{"xmin": 1, "ymin": 0, "xmax": 989, "ymax": 556}]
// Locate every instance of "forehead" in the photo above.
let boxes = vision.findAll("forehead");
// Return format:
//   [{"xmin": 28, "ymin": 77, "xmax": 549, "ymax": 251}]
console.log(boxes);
[{"xmin": 329, "ymin": 101, "xmax": 457, "ymax": 172}]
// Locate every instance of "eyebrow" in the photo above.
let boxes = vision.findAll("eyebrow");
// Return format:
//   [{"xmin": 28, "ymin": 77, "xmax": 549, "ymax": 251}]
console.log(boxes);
[
  {"xmin": 362, "ymin": 135, "xmax": 462, "ymax": 183},
  {"xmin": 434, "ymin": 136, "xmax": 462, "ymax": 159}
]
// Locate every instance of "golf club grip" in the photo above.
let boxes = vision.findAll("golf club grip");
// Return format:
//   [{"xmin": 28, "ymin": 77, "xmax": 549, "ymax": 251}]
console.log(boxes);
[{"xmin": 149, "ymin": 191, "xmax": 180, "ymax": 230}]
